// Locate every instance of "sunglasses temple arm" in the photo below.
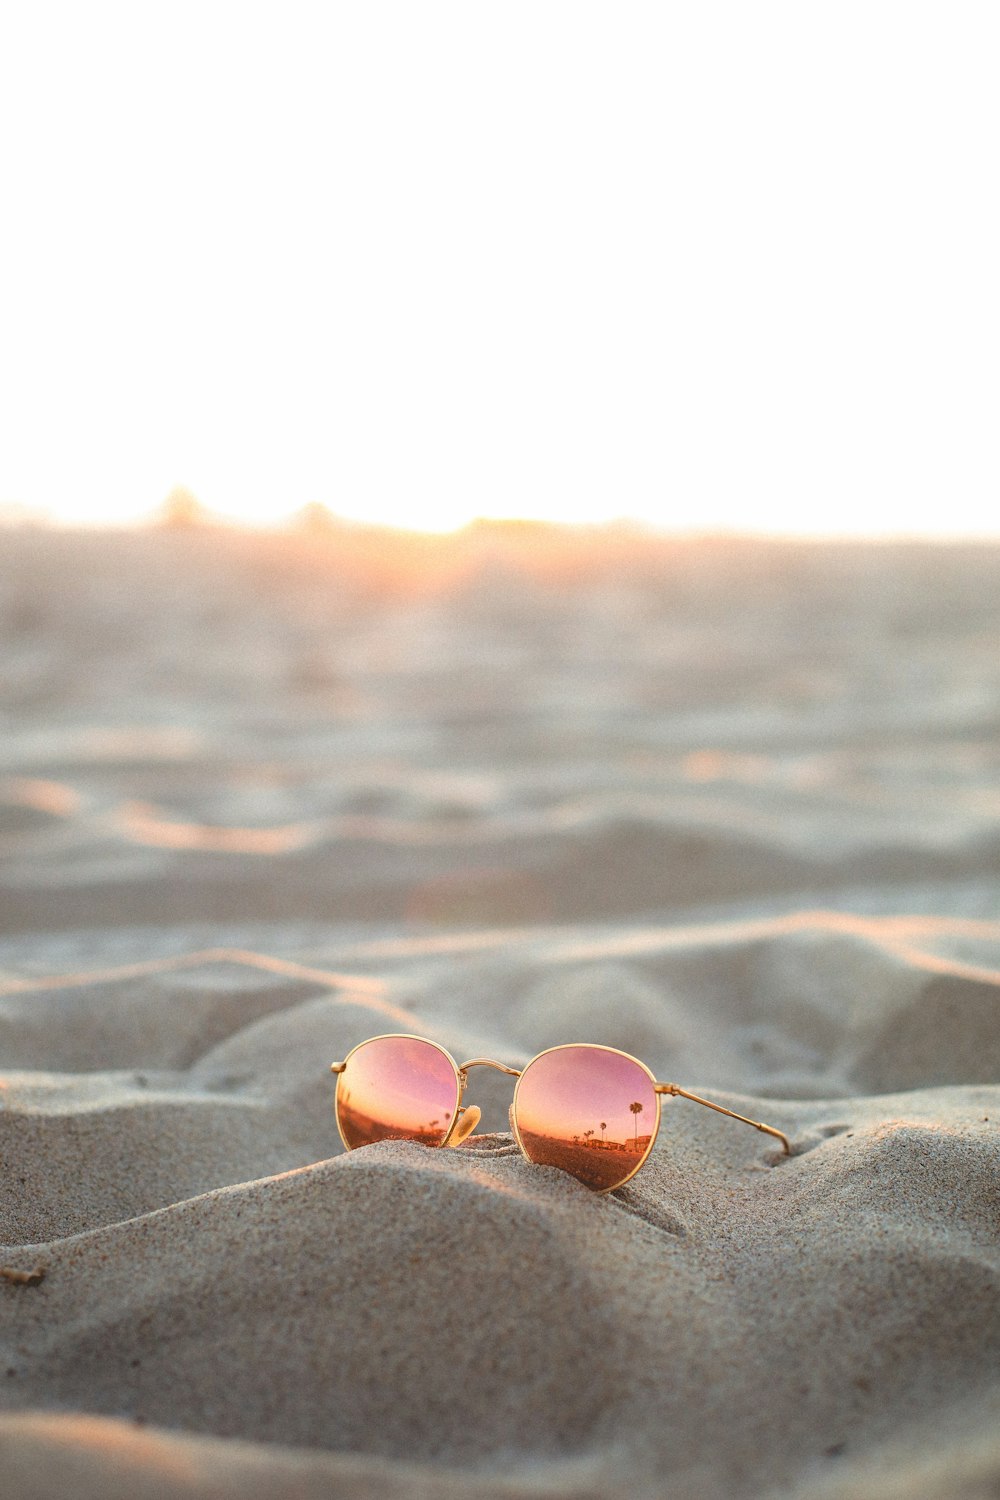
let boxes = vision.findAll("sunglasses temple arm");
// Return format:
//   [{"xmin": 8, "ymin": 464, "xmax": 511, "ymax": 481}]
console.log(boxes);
[{"xmin": 657, "ymin": 1084, "xmax": 791, "ymax": 1155}]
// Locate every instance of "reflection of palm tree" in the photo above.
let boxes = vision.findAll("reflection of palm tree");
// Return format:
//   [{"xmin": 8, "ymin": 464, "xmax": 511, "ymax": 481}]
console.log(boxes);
[
  {"xmin": 584, "ymin": 1129, "xmax": 594, "ymax": 1146},
  {"xmin": 629, "ymin": 1100, "xmax": 643, "ymax": 1147},
  {"xmin": 600, "ymin": 1121, "xmax": 607, "ymax": 1145}
]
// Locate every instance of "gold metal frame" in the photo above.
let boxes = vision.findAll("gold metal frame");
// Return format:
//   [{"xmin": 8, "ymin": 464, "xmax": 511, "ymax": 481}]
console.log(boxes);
[
  {"xmin": 330, "ymin": 1034, "xmax": 790, "ymax": 1193},
  {"xmin": 653, "ymin": 1082, "xmax": 790, "ymax": 1154}
]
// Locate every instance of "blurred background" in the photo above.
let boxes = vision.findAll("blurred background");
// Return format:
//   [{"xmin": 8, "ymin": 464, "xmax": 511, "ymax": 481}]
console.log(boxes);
[
  {"xmin": 3, "ymin": 521, "xmax": 1000, "ymax": 933},
  {"xmin": 2, "ymin": 2, "xmax": 998, "ymax": 973}
]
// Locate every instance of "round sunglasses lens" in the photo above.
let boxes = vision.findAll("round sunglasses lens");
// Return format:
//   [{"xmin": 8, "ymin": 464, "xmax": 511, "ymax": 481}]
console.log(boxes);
[
  {"xmin": 513, "ymin": 1046, "xmax": 658, "ymax": 1191},
  {"xmin": 336, "ymin": 1036, "xmax": 460, "ymax": 1150}
]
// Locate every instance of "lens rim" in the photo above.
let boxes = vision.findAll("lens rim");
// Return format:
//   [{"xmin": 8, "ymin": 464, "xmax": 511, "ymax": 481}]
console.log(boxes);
[
  {"xmin": 510, "ymin": 1042, "xmax": 662, "ymax": 1194},
  {"xmin": 334, "ymin": 1032, "xmax": 463, "ymax": 1152}
]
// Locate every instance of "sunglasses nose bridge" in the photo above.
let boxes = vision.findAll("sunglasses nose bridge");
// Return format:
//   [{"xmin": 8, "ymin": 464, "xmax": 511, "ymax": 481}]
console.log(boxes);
[
  {"xmin": 459, "ymin": 1059, "xmax": 519, "ymax": 1101},
  {"xmin": 454, "ymin": 1058, "xmax": 522, "ymax": 1142},
  {"xmin": 458, "ymin": 1057, "xmax": 521, "ymax": 1081}
]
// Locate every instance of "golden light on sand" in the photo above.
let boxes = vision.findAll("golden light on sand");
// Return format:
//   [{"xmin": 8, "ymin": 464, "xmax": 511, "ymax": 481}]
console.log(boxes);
[{"xmin": 2, "ymin": 5, "xmax": 998, "ymax": 538}]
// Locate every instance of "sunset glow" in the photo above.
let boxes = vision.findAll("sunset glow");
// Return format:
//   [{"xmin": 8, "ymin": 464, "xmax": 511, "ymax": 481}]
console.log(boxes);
[{"xmin": 2, "ymin": 4, "xmax": 998, "ymax": 537}]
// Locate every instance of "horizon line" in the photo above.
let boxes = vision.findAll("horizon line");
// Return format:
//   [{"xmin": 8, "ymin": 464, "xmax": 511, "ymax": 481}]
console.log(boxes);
[{"xmin": 2, "ymin": 505, "xmax": 1000, "ymax": 546}]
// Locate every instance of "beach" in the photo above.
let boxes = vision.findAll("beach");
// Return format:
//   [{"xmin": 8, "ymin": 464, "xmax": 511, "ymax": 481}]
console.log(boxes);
[{"xmin": 1, "ymin": 525, "xmax": 998, "ymax": 1499}]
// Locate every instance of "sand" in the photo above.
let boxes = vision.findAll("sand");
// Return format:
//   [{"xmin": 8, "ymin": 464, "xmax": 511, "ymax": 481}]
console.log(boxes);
[{"xmin": 1, "ymin": 526, "xmax": 998, "ymax": 1499}]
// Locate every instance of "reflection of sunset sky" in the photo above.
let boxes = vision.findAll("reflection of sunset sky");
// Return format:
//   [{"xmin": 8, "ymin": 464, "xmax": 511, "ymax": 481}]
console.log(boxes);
[
  {"xmin": 339, "ymin": 1038, "xmax": 458, "ymax": 1146},
  {"xmin": 515, "ymin": 1048, "xmax": 657, "ymax": 1144}
]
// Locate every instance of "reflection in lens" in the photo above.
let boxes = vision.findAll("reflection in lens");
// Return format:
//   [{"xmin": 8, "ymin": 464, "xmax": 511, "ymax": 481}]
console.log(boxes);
[
  {"xmin": 337, "ymin": 1036, "xmax": 460, "ymax": 1150},
  {"xmin": 513, "ymin": 1045, "xmax": 659, "ymax": 1191}
]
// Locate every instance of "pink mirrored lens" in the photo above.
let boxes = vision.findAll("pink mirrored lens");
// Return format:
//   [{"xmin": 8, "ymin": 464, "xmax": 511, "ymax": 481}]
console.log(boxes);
[
  {"xmin": 337, "ymin": 1036, "xmax": 459, "ymax": 1149},
  {"xmin": 514, "ymin": 1045, "xmax": 658, "ymax": 1191}
]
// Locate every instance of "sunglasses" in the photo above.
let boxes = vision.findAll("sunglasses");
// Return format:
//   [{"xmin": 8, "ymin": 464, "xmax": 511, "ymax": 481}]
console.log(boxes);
[{"xmin": 331, "ymin": 1033, "xmax": 790, "ymax": 1193}]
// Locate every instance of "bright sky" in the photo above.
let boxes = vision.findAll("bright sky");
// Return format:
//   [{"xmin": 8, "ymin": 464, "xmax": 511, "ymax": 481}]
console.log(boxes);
[{"xmin": 1, "ymin": 3, "xmax": 998, "ymax": 535}]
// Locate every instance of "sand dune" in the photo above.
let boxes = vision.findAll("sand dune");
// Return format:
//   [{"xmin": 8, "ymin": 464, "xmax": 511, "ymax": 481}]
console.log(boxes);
[{"xmin": 1, "ymin": 529, "xmax": 998, "ymax": 1498}]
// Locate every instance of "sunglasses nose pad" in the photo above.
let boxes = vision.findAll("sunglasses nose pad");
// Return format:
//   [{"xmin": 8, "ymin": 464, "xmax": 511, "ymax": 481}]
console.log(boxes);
[{"xmin": 448, "ymin": 1105, "xmax": 481, "ymax": 1147}]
